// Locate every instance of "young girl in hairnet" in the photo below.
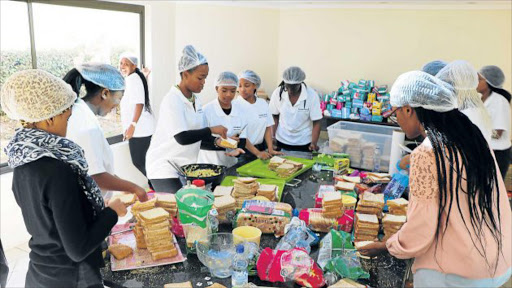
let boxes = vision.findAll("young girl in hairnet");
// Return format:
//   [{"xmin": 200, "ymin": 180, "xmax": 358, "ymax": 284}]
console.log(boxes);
[
  {"xmin": 198, "ymin": 71, "xmax": 246, "ymax": 167},
  {"xmin": 234, "ymin": 70, "xmax": 283, "ymax": 160},
  {"xmin": 358, "ymin": 71, "xmax": 511, "ymax": 287},
  {"xmin": 269, "ymin": 66, "xmax": 323, "ymax": 152},
  {"xmin": 477, "ymin": 65, "xmax": 511, "ymax": 179}
]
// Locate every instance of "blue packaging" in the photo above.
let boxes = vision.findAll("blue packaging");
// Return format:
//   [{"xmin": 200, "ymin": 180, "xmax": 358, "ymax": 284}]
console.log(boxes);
[
  {"xmin": 353, "ymin": 99, "xmax": 364, "ymax": 108},
  {"xmin": 372, "ymin": 115, "xmax": 383, "ymax": 122},
  {"xmin": 341, "ymin": 107, "xmax": 351, "ymax": 119},
  {"xmin": 360, "ymin": 114, "xmax": 372, "ymax": 122},
  {"xmin": 331, "ymin": 109, "xmax": 342, "ymax": 118}
]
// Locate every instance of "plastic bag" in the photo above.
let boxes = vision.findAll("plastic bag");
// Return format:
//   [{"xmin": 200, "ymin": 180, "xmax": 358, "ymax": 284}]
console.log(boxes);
[
  {"xmin": 276, "ymin": 217, "xmax": 319, "ymax": 253},
  {"xmin": 383, "ymin": 170, "xmax": 410, "ymax": 210},
  {"xmin": 256, "ymin": 248, "xmax": 325, "ymax": 288},
  {"xmin": 317, "ymin": 229, "xmax": 355, "ymax": 269},
  {"xmin": 324, "ymin": 250, "xmax": 370, "ymax": 280}
]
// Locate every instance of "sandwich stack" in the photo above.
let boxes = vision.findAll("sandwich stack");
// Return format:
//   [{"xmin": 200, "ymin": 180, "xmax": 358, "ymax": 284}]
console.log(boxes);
[
  {"xmin": 137, "ymin": 207, "xmax": 177, "ymax": 261},
  {"xmin": 268, "ymin": 156, "xmax": 304, "ymax": 177},
  {"xmin": 322, "ymin": 192, "xmax": 343, "ymax": 219},
  {"xmin": 354, "ymin": 213, "xmax": 379, "ymax": 242},
  {"xmin": 356, "ymin": 192, "xmax": 385, "ymax": 216},
  {"xmin": 213, "ymin": 195, "xmax": 236, "ymax": 222},
  {"xmin": 156, "ymin": 194, "xmax": 177, "ymax": 218},
  {"xmin": 256, "ymin": 184, "xmax": 278, "ymax": 201},
  {"xmin": 268, "ymin": 156, "xmax": 286, "ymax": 170},
  {"xmin": 366, "ymin": 172, "xmax": 391, "ymax": 184},
  {"xmin": 131, "ymin": 198, "xmax": 157, "ymax": 218},
  {"xmin": 386, "ymin": 198, "xmax": 408, "ymax": 216},
  {"xmin": 232, "ymin": 177, "xmax": 259, "ymax": 209},
  {"xmin": 335, "ymin": 181, "xmax": 356, "ymax": 192},
  {"xmin": 382, "ymin": 214, "xmax": 406, "ymax": 240}
]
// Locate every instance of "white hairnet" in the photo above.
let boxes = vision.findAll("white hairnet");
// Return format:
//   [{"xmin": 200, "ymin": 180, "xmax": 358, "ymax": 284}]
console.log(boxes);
[
  {"xmin": 238, "ymin": 70, "xmax": 261, "ymax": 88},
  {"xmin": 76, "ymin": 63, "xmax": 125, "ymax": 90},
  {"xmin": 422, "ymin": 60, "xmax": 448, "ymax": 76},
  {"xmin": 1, "ymin": 69, "xmax": 77, "ymax": 122},
  {"xmin": 437, "ymin": 60, "xmax": 492, "ymax": 130},
  {"xmin": 479, "ymin": 65, "xmax": 505, "ymax": 88},
  {"xmin": 178, "ymin": 45, "xmax": 208, "ymax": 73},
  {"xmin": 215, "ymin": 71, "xmax": 238, "ymax": 87},
  {"xmin": 282, "ymin": 66, "xmax": 305, "ymax": 84},
  {"xmin": 390, "ymin": 71, "xmax": 456, "ymax": 112},
  {"xmin": 119, "ymin": 52, "xmax": 138, "ymax": 66}
]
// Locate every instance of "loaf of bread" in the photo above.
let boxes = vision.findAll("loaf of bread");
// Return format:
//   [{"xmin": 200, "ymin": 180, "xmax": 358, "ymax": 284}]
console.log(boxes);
[{"xmin": 235, "ymin": 211, "xmax": 290, "ymax": 236}]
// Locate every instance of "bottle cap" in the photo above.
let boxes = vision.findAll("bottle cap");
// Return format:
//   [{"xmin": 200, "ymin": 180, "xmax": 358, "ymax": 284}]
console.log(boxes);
[
  {"xmin": 236, "ymin": 244, "xmax": 244, "ymax": 253},
  {"xmin": 192, "ymin": 179, "xmax": 206, "ymax": 187}
]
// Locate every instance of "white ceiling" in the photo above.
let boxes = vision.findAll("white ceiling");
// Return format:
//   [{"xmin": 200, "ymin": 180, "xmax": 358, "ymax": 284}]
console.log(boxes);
[{"xmin": 176, "ymin": 0, "xmax": 512, "ymax": 10}]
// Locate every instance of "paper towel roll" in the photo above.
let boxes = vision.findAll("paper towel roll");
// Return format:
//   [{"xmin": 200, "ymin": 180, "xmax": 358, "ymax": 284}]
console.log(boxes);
[{"xmin": 388, "ymin": 130, "xmax": 406, "ymax": 175}]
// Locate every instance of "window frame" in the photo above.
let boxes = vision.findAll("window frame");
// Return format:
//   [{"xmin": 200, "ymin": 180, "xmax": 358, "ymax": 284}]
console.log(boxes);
[{"xmin": 1, "ymin": 0, "xmax": 145, "ymax": 174}]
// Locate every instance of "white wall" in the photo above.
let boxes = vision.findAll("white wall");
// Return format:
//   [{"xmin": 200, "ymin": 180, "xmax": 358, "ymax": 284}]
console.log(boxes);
[
  {"xmin": 278, "ymin": 8, "xmax": 512, "ymax": 94},
  {"xmin": 174, "ymin": 3, "xmax": 280, "ymax": 104}
]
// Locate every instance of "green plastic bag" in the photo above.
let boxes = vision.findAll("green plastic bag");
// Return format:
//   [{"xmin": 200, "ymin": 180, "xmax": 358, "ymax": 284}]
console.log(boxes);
[
  {"xmin": 176, "ymin": 188, "xmax": 214, "ymax": 228},
  {"xmin": 324, "ymin": 250, "xmax": 370, "ymax": 280}
]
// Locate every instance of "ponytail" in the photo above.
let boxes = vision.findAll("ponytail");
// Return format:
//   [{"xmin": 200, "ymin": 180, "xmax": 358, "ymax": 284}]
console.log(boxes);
[
  {"xmin": 134, "ymin": 68, "xmax": 152, "ymax": 114},
  {"xmin": 489, "ymin": 85, "xmax": 511, "ymax": 103},
  {"xmin": 62, "ymin": 68, "xmax": 102, "ymax": 101}
]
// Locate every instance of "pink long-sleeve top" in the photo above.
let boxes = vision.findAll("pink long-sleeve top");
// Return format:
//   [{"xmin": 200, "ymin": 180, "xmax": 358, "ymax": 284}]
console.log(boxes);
[{"xmin": 386, "ymin": 139, "xmax": 512, "ymax": 279}]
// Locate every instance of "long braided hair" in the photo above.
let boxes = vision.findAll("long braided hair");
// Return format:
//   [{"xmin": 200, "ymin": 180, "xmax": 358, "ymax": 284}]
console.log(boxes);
[{"xmin": 415, "ymin": 107, "xmax": 503, "ymax": 275}]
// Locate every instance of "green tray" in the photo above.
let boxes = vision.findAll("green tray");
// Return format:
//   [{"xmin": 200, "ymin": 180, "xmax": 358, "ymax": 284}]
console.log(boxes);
[
  {"xmin": 235, "ymin": 156, "xmax": 315, "ymax": 183},
  {"xmin": 220, "ymin": 176, "xmax": 286, "ymax": 202}
]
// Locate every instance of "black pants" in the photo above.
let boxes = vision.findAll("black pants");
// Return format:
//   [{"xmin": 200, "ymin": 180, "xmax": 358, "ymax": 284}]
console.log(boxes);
[
  {"xmin": 150, "ymin": 178, "xmax": 183, "ymax": 194},
  {"xmin": 494, "ymin": 147, "xmax": 511, "ymax": 180},
  {"xmin": 128, "ymin": 136, "xmax": 152, "ymax": 176},
  {"xmin": 276, "ymin": 140, "xmax": 311, "ymax": 152}
]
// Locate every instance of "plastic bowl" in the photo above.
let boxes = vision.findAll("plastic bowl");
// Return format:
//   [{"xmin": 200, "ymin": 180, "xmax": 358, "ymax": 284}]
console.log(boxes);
[
  {"xmin": 233, "ymin": 226, "xmax": 262, "ymax": 247},
  {"xmin": 196, "ymin": 233, "xmax": 243, "ymax": 278}
]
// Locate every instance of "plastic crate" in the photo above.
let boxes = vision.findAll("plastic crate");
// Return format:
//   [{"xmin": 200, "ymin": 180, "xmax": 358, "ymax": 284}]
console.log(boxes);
[{"xmin": 327, "ymin": 121, "xmax": 398, "ymax": 172}]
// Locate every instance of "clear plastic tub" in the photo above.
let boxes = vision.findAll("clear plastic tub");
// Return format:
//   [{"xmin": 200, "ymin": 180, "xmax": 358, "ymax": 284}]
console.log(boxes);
[{"xmin": 327, "ymin": 121, "xmax": 398, "ymax": 172}]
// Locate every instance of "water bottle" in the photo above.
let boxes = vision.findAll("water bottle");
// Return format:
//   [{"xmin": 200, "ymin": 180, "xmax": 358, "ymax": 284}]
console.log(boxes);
[
  {"xmin": 207, "ymin": 209, "xmax": 219, "ymax": 234},
  {"xmin": 373, "ymin": 146, "xmax": 381, "ymax": 172},
  {"xmin": 232, "ymin": 244, "xmax": 248, "ymax": 287}
]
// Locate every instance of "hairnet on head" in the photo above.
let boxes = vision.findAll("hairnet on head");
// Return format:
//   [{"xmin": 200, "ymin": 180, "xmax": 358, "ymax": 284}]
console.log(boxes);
[
  {"xmin": 1, "ymin": 69, "xmax": 77, "ymax": 122},
  {"xmin": 479, "ymin": 65, "xmax": 505, "ymax": 88},
  {"xmin": 422, "ymin": 60, "xmax": 448, "ymax": 76},
  {"xmin": 215, "ymin": 71, "xmax": 238, "ymax": 87},
  {"xmin": 390, "ymin": 70, "xmax": 456, "ymax": 112},
  {"xmin": 178, "ymin": 45, "xmax": 208, "ymax": 73},
  {"xmin": 119, "ymin": 52, "xmax": 138, "ymax": 66},
  {"xmin": 76, "ymin": 63, "xmax": 125, "ymax": 91},
  {"xmin": 238, "ymin": 70, "xmax": 261, "ymax": 88},
  {"xmin": 436, "ymin": 60, "xmax": 480, "ymax": 109},
  {"xmin": 282, "ymin": 66, "xmax": 306, "ymax": 84}
]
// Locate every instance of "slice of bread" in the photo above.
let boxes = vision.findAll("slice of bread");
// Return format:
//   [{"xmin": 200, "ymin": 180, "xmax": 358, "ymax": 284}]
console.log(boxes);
[
  {"xmin": 151, "ymin": 248, "xmax": 178, "ymax": 261},
  {"xmin": 354, "ymin": 241, "xmax": 375, "ymax": 250},
  {"xmin": 323, "ymin": 192, "xmax": 342, "ymax": 203},
  {"xmin": 335, "ymin": 181, "xmax": 356, "ymax": 191},
  {"xmin": 111, "ymin": 193, "xmax": 137, "ymax": 206},
  {"xmin": 234, "ymin": 177, "xmax": 257, "ymax": 184},
  {"xmin": 214, "ymin": 195, "xmax": 236, "ymax": 210},
  {"xmin": 382, "ymin": 214, "xmax": 407, "ymax": 225},
  {"xmin": 139, "ymin": 207, "xmax": 170, "ymax": 223},
  {"xmin": 156, "ymin": 194, "xmax": 176, "ymax": 205},
  {"xmin": 108, "ymin": 243, "xmax": 133, "ymax": 260},
  {"xmin": 342, "ymin": 176, "xmax": 361, "ymax": 184},
  {"xmin": 213, "ymin": 186, "xmax": 233, "ymax": 197},
  {"xmin": 387, "ymin": 198, "xmax": 409, "ymax": 207},
  {"xmin": 356, "ymin": 213, "xmax": 379, "ymax": 224},
  {"xmin": 164, "ymin": 282, "xmax": 193, "ymax": 288},
  {"xmin": 258, "ymin": 184, "xmax": 277, "ymax": 193}
]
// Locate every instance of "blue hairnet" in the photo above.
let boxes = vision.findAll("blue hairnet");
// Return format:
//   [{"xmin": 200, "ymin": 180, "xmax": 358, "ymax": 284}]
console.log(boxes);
[
  {"xmin": 283, "ymin": 66, "xmax": 305, "ymax": 84},
  {"xmin": 178, "ymin": 45, "xmax": 208, "ymax": 73},
  {"xmin": 119, "ymin": 52, "xmax": 138, "ymax": 66},
  {"xmin": 479, "ymin": 65, "xmax": 505, "ymax": 88},
  {"xmin": 238, "ymin": 70, "xmax": 261, "ymax": 88},
  {"xmin": 390, "ymin": 71, "xmax": 456, "ymax": 112},
  {"xmin": 76, "ymin": 63, "xmax": 125, "ymax": 90},
  {"xmin": 215, "ymin": 71, "xmax": 238, "ymax": 87},
  {"xmin": 422, "ymin": 60, "xmax": 448, "ymax": 76}
]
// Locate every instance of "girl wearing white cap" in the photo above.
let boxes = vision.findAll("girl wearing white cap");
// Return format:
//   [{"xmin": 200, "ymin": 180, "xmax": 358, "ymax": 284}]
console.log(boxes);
[
  {"xmin": 269, "ymin": 66, "xmax": 323, "ymax": 152},
  {"xmin": 235, "ymin": 70, "xmax": 283, "ymax": 160},
  {"xmin": 63, "ymin": 63, "xmax": 148, "ymax": 202},
  {"xmin": 359, "ymin": 71, "xmax": 511, "ymax": 287},
  {"xmin": 198, "ymin": 71, "xmax": 246, "ymax": 167},
  {"xmin": 146, "ymin": 45, "xmax": 227, "ymax": 193},
  {"xmin": 477, "ymin": 65, "xmax": 511, "ymax": 179},
  {"xmin": 2, "ymin": 70, "xmax": 126, "ymax": 287},
  {"xmin": 119, "ymin": 52, "xmax": 155, "ymax": 180}
]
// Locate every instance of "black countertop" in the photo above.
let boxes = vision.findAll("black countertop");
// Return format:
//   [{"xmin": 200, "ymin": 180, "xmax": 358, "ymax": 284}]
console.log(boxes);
[{"xmin": 102, "ymin": 157, "xmax": 335, "ymax": 288}]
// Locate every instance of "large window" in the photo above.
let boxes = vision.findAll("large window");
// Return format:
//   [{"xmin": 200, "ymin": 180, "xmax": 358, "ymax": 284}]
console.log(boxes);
[{"xmin": 0, "ymin": 0, "xmax": 144, "ymax": 165}]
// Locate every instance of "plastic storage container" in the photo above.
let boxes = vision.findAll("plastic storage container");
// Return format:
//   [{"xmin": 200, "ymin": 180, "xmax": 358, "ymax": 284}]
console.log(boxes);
[{"xmin": 327, "ymin": 121, "xmax": 398, "ymax": 172}]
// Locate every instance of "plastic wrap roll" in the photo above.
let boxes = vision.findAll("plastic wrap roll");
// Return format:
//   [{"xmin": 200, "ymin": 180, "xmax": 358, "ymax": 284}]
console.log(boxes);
[{"xmin": 388, "ymin": 130, "xmax": 406, "ymax": 175}]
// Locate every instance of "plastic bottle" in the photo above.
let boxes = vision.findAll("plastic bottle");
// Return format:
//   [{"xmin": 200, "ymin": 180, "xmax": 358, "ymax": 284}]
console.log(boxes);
[
  {"xmin": 231, "ymin": 244, "xmax": 248, "ymax": 287},
  {"xmin": 192, "ymin": 179, "xmax": 206, "ymax": 190},
  {"xmin": 207, "ymin": 209, "xmax": 219, "ymax": 234},
  {"xmin": 373, "ymin": 146, "xmax": 381, "ymax": 172}
]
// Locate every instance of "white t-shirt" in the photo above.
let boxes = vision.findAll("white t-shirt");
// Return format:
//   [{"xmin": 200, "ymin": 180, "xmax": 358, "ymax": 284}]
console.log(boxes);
[
  {"xmin": 120, "ymin": 73, "xmax": 155, "ymax": 138},
  {"xmin": 269, "ymin": 84, "xmax": 323, "ymax": 146},
  {"xmin": 66, "ymin": 98, "xmax": 114, "ymax": 199},
  {"xmin": 234, "ymin": 96, "xmax": 274, "ymax": 146},
  {"xmin": 461, "ymin": 107, "xmax": 492, "ymax": 144},
  {"xmin": 198, "ymin": 99, "xmax": 248, "ymax": 168},
  {"xmin": 146, "ymin": 86, "xmax": 206, "ymax": 179},
  {"xmin": 484, "ymin": 92, "xmax": 512, "ymax": 150}
]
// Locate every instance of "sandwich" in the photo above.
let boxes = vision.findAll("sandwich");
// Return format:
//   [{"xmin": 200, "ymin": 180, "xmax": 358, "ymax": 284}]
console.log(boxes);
[
  {"xmin": 268, "ymin": 156, "xmax": 286, "ymax": 170},
  {"xmin": 329, "ymin": 278, "xmax": 367, "ymax": 288},
  {"xmin": 257, "ymin": 184, "xmax": 278, "ymax": 201},
  {"xmin": 138, "ymin": 207, "xmax": 170, "ymax": 224},
  {"xmin": 213, "ymin": 185, "xmax": 234, "ymax": 198},
  {"xmin": 354, "ymin": 241, "xmax": 375, "ymax": 250},
  {"xmin": 108, "ymin": 243, "xmax": 133, "ymax": 260},
  {"xmin": 218, "ymin": 137, "xmax": 238, "ymax": 149},
  {"xmin": 341, "ymin": 175, "xmax": 361, "ymax": 184},
  {"xmin": 111, "ymin": 193, "xmax": 137, "ymax": 206},
  {"xmin": 164, "ymin": 282, "xmax": 193, "ymax": 288},
  {"xmin": 359, "ymin": 192, "xmax": 385, "ymax": 208},
  {"xmin": 335, "ymin": 181, "xmax": 356, "ymax": 192}
]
